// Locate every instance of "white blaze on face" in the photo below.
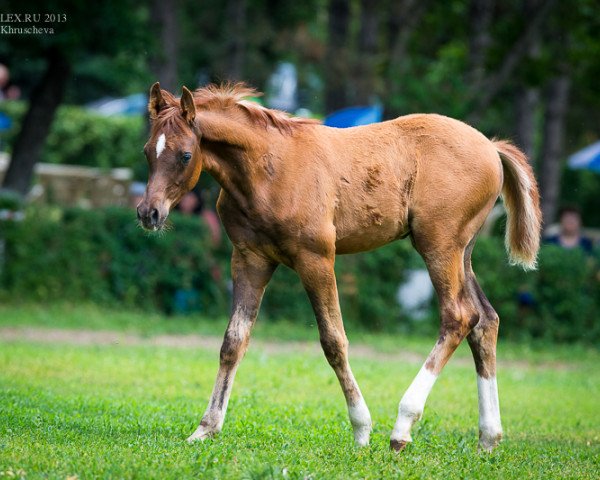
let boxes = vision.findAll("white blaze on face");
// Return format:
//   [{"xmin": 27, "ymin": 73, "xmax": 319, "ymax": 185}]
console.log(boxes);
[{"xmin": 156, "ymin": 133, "xmax": 166, "ymax": 158}]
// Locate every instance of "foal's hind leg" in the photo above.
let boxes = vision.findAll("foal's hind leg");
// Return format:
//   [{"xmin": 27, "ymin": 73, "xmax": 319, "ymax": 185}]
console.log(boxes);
[
  {"xmin": 187, "ymin": 248, "xmax": 275, "ymax": 442},
  {"xmin": 464, "ymin": 247, "xmax": 503, "ymax": 451},
  {"xmin": 390, "ymin": 242, "xmax": 479, "ymax": 451},
  {"xmin": 295, "ymin": 251, "xmax": 372, "ymax": 446}
]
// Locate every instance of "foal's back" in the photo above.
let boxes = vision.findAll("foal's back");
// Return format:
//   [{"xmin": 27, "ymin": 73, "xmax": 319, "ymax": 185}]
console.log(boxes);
[{"xmin": 295, "ymin": 114, "xmax": 503, "ymax": 255}]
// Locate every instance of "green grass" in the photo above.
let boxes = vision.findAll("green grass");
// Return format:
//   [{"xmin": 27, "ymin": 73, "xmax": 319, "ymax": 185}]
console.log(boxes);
[{"xmin": 1, "ymin": 304, "xmax": 599, "ymax": 479}]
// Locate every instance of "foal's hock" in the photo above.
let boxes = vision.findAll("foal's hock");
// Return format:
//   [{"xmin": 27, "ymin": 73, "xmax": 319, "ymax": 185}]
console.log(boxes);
[{"xmin": 138, "ymin": 82, "xmax": 541, "ymax": 452}]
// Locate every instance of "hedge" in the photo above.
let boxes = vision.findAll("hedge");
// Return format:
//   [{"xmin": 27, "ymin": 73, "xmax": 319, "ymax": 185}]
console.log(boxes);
[
  {"xmin": 1, "ymin": 206, "xmax": 599, "ymax": 343},
  {"xmin": 0, "ymin": 101, "xmax": 147, "ymax": 179}
]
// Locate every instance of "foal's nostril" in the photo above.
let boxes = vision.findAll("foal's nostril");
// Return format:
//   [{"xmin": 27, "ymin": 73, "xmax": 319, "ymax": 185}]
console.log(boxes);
[
  {"xmin": 150, "ymin": 208, "xmax": 159, "ymax": 226},
  {"xmin": 136, "ymin": 207, "xmax": 142, "ymax": 221}
]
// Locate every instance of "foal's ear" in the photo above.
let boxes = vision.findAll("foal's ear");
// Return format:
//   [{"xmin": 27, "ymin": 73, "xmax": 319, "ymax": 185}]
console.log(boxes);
[
  {"xmin": 148, "ymin": 82, "xmax": 167, "ymax": 119},
  {"xmin": 180, "ymin": 86, "xmax": 196, "ymax": 123}
]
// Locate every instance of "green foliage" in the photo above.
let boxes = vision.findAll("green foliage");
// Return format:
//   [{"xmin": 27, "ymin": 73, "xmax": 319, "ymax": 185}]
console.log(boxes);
[
  {"xmin": 0, "ymin": 101, "xmax": 146, "ymax": 175},
  {"xmin": 535, "ymin": 246, "xmax": 600, "ymax": 342},
  {"xmin": 473, "ymin": 237, "xmax": 600, "ymax": 343},
  {"xmin": 0, "ymin": 190, "xmax": 23, "ymax": 211},
  {"xmin": 0, "ymin": 207, "xmax": 228, "ymax": 315},
  {"xmin": 0, "ymin": 0, "xmax": 152, "ymax": 105},
  {"xmin": 1, "ymin": 207, "xmax": 599, "ymax": 343},
  {"xmin": 560, "ymin": 167, "xmax": 600, "ymax": 228},
  {"xmin": 44, "ymin": 107, "xmax": 145, "ymax": 171},
  {"xmin": 0, "ymin": 101, "xmax": 26, "ymax": 147}
]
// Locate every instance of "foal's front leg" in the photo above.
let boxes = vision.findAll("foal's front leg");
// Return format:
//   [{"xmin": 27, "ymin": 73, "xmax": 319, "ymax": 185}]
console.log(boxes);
[
  {"xmin": 296, "ymin": 252, "xmax": 372, "ymax": 446},
  {"xmin": 187, "ymin": 248, "xmax": 275, "ymax": 442}
]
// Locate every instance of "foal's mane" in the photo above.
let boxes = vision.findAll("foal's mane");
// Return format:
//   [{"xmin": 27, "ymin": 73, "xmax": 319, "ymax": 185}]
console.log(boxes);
[{"xmin": 156, "ymin": 83, "xmax": 319, "ymax": 135}]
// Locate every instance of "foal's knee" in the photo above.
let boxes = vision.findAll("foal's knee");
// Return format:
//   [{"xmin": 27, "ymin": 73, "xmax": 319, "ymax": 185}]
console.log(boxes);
[
  {"xmin": 219, "ymin": 332, "xmax": 247, "ymax": 367},
  {"xmin": 470, "ymin": 309, "xmax": 499, "ymax": 343},
  {"xmin": 482, "ymin": 311, "xmax": 499, "ymax": 332},
  {"xmin": 320, "ymin": 331, "xmax": 348, "ymax": 368},
  {"xmin": 470, "ymin": 278, "xmax": 499, "ymax": 334},
  {"xmin": 440, "ymin": 301, "xmax": 480, "ymax": 346}
]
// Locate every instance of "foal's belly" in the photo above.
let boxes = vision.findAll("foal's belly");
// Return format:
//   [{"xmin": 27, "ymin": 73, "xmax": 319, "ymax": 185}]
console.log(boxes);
[{"xmin": 334, "ymin": 213, "xmax": 409, "ymax": 254}]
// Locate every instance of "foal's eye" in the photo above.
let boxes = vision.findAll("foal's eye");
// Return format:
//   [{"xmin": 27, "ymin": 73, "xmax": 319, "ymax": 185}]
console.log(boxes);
[{"xmin": 181, "ymin": 152, "xmax": 192, "ymax": 165}]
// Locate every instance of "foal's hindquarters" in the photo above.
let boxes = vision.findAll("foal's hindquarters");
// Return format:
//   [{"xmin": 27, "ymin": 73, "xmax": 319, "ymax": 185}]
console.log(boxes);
[{"xmin": 388, "ymin": 125, "xmax": 505, "ymax": 452}]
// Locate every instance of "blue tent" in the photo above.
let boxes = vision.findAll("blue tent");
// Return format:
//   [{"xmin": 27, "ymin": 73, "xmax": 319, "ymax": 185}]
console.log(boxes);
[
  {"xmin": 0, "ymin": 112, "xmax": 11, "ymax": 130},
  {"xmin": 567, "ymin": 140, "xmax": 600, "ymax": 173},
  {"xmin": 323, "ymin": 105, "xmax": 383, "ymax": 128}
]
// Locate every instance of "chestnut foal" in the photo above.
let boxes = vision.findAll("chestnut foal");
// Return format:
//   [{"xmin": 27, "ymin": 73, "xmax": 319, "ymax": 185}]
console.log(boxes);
[{"xmin": 137, "ymin": 83, "xmax": 541, "ymax": 452}]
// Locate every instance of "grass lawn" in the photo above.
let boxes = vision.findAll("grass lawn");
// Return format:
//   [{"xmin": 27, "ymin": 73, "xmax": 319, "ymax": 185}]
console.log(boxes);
[{"xmin": 0, "ymin": 304, "xmax": 599, "ymax": 479}]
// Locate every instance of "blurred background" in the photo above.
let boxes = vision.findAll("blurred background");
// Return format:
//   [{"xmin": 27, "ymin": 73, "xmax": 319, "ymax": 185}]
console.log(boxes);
[{"xmin": 0, "ymin": 0, "xmax": 599, "ymax": 344}]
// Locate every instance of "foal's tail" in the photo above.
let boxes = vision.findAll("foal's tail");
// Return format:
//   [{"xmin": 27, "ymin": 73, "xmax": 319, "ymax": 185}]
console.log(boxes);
[{"xmin": 494, "ymin": 140, "xmax": 542, "ymax": 271}]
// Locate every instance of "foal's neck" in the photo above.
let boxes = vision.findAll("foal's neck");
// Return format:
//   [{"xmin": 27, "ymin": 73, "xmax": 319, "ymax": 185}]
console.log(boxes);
[{"xmin": 197, "ymin": 110, "xmax": 270, "ymax": 209}]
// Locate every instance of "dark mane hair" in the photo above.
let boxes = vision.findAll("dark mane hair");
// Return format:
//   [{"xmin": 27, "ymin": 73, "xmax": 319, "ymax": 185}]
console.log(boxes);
[{"xmin": 154, "ymin": 83, "xmax": 319, "ymax": 134}]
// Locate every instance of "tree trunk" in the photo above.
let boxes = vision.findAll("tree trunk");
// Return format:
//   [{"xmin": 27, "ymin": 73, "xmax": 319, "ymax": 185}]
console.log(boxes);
[
  {"xmin": 539, "ymin": 74, "xmax": 571, "ymax": 225},
  {"xmin": 468, "ymin": 0, "xmax": 557, "ymax": 123},
  {"xmin": 1, "ymin": 49, "xmax": 70, "ymax": 197},
  {"xmin": 150, "ymin": 0, "xmax": 179, "ymax": 91},
  {"xmin": 468, "ymin": 0, "xmax": 495, "ymax": 89},
  {"xmin": 386, "ymin": 0, "xmax": 428, "ymax": 69},
  {"xmin": 224, "ymin": 0, "xmax": 247, "ymax": 81},
  {"xmin": 514, "ymin": 86, "xmax": 539, "ymax": 161},
  {"xmin": 325, "ymin": 0, "xmax": 351, "ymax": 113},
  {"xmin": 354, "ymin": 0, "xmax": 380, "ymax": 105},
  {"xmin": 514, "ymin": 0, "xmax": 541, "ymax": 162},
  {"xmin": 384, "ymin": 0, "xmax": 429, "ymax": 116}
]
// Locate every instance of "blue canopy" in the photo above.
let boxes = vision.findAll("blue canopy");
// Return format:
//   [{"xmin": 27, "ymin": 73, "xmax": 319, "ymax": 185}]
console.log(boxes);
[
  {"xmin": 323, "ymin": 105, "xmax": 383, "ymax": 128},
  {"xmin": 567, "ymin": 140, "xmax": 600, "ymax": 173},
  {"xmin": 0, "ymin": 112, "xmax": 12, "ymax": 130}
]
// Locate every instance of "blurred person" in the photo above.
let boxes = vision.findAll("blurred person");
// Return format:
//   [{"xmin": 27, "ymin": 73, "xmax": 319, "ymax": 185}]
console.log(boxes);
[
  {"xmin": 545, "ymin": 205, "xmax": 593, "ymax": 253},
  {"xmin": 175, "ymin": 189, "xmax": 224, "ymax": 314},
  {"xmin": 176, "ymin": 189, "xmax": 222, "ymax": 246},
  {"xmin": 0, "ymin": 64, "xmax": 9, "ymax": 99},
  {"xmin": 517, "ymin": 206, "xmax": 595, "ymax": 314},
  {"xmin": 0, "ymin": 63, "xmax": 20, "ymax": 100}
]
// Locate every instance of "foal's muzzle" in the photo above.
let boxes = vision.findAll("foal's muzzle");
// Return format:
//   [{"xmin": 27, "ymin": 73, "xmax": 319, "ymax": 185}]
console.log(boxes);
[{"xmin": 137, "ymin": 203, "xmax": 167, "ymax": 231}]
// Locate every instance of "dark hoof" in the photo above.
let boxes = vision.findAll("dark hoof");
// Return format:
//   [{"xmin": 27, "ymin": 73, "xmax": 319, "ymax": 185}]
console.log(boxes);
[{"xmin": 390, "ymin": 439, "xmax": 408, "ymax": 452}]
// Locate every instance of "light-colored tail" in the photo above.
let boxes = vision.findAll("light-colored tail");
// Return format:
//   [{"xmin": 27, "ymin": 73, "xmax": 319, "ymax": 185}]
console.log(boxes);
[{"xmin": 494, "ymin": 140, "xmax": 542, "ymax": 270}]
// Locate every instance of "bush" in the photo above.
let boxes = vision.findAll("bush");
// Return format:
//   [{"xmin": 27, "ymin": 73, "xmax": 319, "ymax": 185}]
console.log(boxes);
[
  {"xmin": 473, "ymin": 238, "xmax": 600, "ymax": 343},
  {"xmin": 0, "ymin": 101, "xmax": 146, "ymax": 178},
  {"xmin": 0, "ymin": 207, "xmax": 229, "ymax": 315},
  {"xmin": 1, "ymin": 206, "xmax": 599, "ymax": 343}
]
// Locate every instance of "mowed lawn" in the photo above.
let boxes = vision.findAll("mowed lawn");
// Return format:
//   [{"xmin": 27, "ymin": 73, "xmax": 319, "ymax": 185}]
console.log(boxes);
[{"xmin": 0, "ymin": 305, "xmax": 599, "ymax": 479}]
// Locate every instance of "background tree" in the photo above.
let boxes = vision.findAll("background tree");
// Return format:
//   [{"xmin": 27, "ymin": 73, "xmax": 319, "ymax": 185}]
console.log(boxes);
[
  {"xmin": 354, "ymin": 0, "xmax": 382, "ymax": 105},
  {"xmin": 324, "ymin": 0, "xmax": 351, "ymax": 112},
  {"xmin": 150, "ymin": 0, "xmax": 179, "ymax": 92},
  {"xmin": 0, "ymin": 0, "xmax": 149, "ymax": 197},
  {"xmin": 514, "ymin": 0, "xmax": 542, "ymax": 160},
  {"xmin": 1, "ymin": 48, "xmax": 69, "ymax": 195},
  {"xmin": 224, "ymin": 0, "xmax": 247, "ymax": 81},
  {"xmin": 1, "ymin": 0, "xmax": 600, "ymax": 227}
]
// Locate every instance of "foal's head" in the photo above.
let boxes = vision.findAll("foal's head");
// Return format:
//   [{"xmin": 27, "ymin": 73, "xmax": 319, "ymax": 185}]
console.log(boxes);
[{"xmin": 137, "ymin": 83, "xmax": 201, "ymax": 231}]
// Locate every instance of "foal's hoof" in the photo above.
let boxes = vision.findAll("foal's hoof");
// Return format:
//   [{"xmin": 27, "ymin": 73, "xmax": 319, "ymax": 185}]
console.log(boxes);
[
  {"xmin": 186, "ymin": 425, "xmax": 219, "ymax": 443},
  {"xmin": 478, "ymin": 432, "xmax": 502, "ymax": 453},
  {"xmin": 353, "ymin": 425, "xmax": 372, "ymax": 447},
  {"xmin": 390, "ymin": 439, "xmax": 409, "ymax": 452}
]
